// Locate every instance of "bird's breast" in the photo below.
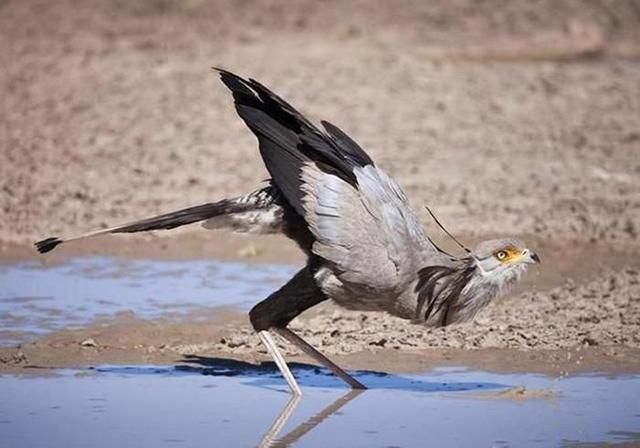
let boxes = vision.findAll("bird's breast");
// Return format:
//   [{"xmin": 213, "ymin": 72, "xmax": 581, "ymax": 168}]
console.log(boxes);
[{"xmin": 314, "ymin": 265, "xmax": 406, "ymax": 314}]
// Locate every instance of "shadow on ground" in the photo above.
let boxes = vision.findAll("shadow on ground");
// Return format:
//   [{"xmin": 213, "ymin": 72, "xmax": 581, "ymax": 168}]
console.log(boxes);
[{"xmin": 91, "ymin": 354, "xmax": 508, "ymax": 394}]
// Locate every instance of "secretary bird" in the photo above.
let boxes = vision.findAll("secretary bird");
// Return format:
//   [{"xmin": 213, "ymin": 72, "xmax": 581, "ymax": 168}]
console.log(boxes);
[{"xmin": 36, "ymin": 68, "xmax": 540, "ymax": 395}]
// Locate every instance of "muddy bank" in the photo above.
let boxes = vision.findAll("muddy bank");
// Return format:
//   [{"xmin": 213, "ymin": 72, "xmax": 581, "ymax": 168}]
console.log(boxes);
[
  {"xmin": 2, "ymin": 309, "xmax": 639, "ymax": 377},
  {"xmin": 220, "ymin": 267, "xmax": 640, "ymax": 355},
  {"xmin": 2, "ymin": 261, "xmax": 638, "ymax": 376}
]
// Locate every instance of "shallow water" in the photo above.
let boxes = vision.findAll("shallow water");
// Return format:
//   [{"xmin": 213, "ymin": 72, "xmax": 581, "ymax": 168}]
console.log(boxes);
[
  {"xmin": 0, "ymin": 257, "xmax": 296, "ymax": 345},
  {"xmin": 2, "ymin": 257, "xmax": 639, "ymax": 446},
  {"xmin": 1, "ymin": 365, "xmax": 639, "ymax": 448}
]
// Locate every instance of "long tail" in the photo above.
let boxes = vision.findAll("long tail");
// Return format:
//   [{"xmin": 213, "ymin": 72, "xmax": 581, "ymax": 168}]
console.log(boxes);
[{"xmin": 35, "ymin": 183, "xmax": 284, "ymax": 254}]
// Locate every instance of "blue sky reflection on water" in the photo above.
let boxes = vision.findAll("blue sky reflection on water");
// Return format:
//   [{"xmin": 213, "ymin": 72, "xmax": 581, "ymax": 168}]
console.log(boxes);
[
  {"xmin": 0, "ymin": 257, "xmax": 296, "ymax": 345},
  {"xmin": 0, "ymin": 366, "xmax": 639, "ymax": 448}
]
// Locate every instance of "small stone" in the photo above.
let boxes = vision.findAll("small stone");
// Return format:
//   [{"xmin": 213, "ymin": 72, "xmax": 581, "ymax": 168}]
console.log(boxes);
[
  {"xmin": 15, "ymin": 351, "xmax": 27, "ymax": 363},
  {"xmin": 369, "ymin": 338, "xmax": 387, "ymax": 347},
  {"xmin": 238, "ymin": 245, "xmax": 261, "ymax": 258},
  {"xmin": 482, "ymin": 332, "xmax": 503, "ymax": 348},
  {"xmin": 81, "ymin": 338, "xmax": 98, "ymax": 347}
]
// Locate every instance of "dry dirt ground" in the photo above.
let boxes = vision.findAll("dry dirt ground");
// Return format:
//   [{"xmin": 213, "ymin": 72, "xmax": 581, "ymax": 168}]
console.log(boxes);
[{"xmin": 1, "ymin": 0, "xmax": 639, "ymax": 375}]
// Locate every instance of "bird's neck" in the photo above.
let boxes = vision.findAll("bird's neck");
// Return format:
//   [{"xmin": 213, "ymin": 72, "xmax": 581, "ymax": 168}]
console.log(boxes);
[
  {"xmin": 415, "ymin": 261, "xmax": 525, "ymax": 327},
  {"xmin": 454, "ymin": 262, "xmax": 527, "ymax": 324},
  {"xmin": 414, "ymin": 263, "xmax": 474, "ymax": 326}
]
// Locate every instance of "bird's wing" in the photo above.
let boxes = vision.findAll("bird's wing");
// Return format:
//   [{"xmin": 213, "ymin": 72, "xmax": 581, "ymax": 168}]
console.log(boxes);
[
  {"xmin": 302, "ymin": 163, "xmax": 449, "ymax": 289},
  {"xmin": 216, "ymin": 68, "xmax": 450, "ymax": 289},
  {"xmin": 216, "ymin": 68, "xmax": 371, "ymax": 217}
]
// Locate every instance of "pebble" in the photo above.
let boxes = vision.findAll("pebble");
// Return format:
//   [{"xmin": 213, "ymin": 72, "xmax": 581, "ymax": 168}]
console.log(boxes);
[{"xmin": 81, "ymin": 338, "xmax": 98, "ymax": 348}]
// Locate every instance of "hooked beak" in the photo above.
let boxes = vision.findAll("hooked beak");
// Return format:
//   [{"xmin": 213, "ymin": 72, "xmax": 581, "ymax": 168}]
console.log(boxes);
[{"xmin": 523, "ymin": 249, "xmax": 541, "ymax": 264}]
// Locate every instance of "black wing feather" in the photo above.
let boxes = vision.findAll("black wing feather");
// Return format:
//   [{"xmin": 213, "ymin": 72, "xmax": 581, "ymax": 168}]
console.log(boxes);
[
  {"xmin": 215, "ymin": 68, "xmax": 374, "ymax": 217},
  {"xmin": 321, "ymin": 120, "xmax": 374, "ymax": 166}
]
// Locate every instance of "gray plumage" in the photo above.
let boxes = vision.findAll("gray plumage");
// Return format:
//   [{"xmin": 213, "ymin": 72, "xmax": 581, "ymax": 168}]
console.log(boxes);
[{"xmin": 35, "ymin": 68, "xmax": 540, "ymax": 394}]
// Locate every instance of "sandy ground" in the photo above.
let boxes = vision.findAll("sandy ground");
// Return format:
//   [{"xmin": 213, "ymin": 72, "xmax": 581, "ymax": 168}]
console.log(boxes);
[{"xmin": 1, "ymin": 0, "xmax": 640, "ymax": 375}]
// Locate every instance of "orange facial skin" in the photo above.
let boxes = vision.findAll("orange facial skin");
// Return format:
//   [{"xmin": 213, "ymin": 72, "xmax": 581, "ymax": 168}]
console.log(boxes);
[{"xmin": 494, "ymin": 246, "xmax": 525, "ymax": 265}]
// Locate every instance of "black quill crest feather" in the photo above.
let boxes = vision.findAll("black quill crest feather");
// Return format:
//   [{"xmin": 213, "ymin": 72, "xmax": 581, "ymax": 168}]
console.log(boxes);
[{"xmin": 415, "ymin": 263, "xmax": 475, "ymax": 326}]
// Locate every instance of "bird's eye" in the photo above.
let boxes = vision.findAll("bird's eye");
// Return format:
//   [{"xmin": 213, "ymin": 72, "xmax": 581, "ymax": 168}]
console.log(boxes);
[{"xmin": 496, "ymin": 250, "xmax": 508, "ymax": 260}]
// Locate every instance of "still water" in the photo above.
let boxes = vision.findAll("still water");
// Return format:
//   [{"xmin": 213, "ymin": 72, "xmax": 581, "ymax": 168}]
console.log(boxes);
[
  {"xmin": 0, "ymin": 257, "xmax": 295, "ymax": 345},
  {"xmin": 1, "ymin": 256, "xmax": 639, "ymax": 447},
  {"xmin": 1, "ymin": 365, "xmax": 639, "ymax": 447}
]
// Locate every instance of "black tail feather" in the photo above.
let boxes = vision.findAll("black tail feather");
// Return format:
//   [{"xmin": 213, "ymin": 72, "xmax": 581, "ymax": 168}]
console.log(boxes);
[
  {"xmin": 34, "ymin": 200, "xmax": 238, "ymax": 255},
  {"xmin": 108, "ymin": 201, "xmax": 235, "ymax": 233},
  {"xmin": 33, "ymin": 187, "xmax": 280, "ymax": 255},
  {"xmin": 35, "ymin": 237, "xmax": 64, "ymax": 254}
]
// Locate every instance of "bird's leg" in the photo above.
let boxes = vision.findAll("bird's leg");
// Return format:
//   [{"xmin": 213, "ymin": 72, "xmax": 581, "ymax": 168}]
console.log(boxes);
[
  {"xmin": 273, "ymin": 389, "xmax": 363, "ymax": 446},
  {"xmin": 258, "ymin": 330, "xmax": 302, "ymax": 396},
  {"xmin": 251, "ymin": 266, "xmax": 365, "ymax": 394},
  {"xmin": 258, "ymin": 391, "xmax": 301, "ymax": 447},
  {"xmin": 258, "ymin": 388, "xmax": 362, "ymax": 447},
  {"xmin": 274, "ymin": 327, "xmax": 366, "ymax": 390}
]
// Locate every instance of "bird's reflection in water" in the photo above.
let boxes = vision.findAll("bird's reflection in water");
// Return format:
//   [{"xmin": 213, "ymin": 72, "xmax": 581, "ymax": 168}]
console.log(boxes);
[
  {"xmin": 259, "ymin": 389, "xmax": 363, "ymax": 448},
  {"xmin": 175, "ymin": 354, "xmax": 503, "ymax": 393},
  {"xmin": 93, "ymin": 356, "xmax": 506, "ymax": 446},
  {"xmin": 172, "ymin": 354, "xmax": 505, "ymax": 446}
]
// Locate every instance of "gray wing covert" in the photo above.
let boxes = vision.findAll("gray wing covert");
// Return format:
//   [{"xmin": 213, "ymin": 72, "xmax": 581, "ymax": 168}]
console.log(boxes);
[
  {"xmin": 302, "ymin": 163, "xmax": 446, "ymax": 292},
  {"xmin": 353, "ymin": 166, "xmax": 454, "ymax": 271}
]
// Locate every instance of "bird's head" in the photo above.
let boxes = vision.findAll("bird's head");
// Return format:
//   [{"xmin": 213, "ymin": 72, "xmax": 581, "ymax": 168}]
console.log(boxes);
[
  {"xmin": 423, "ymin": 207, "xmax": 540, "ymax": 293},
  {"xmin": 469, "ymin": 238, "xmax": 540, "ymax": 278}
]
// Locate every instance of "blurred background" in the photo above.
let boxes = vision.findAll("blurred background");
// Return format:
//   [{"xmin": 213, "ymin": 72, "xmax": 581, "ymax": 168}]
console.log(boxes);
[
  {"xmin": 1, "ymin": 0, "xmax": 639, "ymax": 254},
  {"xmin": 2, "ymin": 7, "xmax": 640, "ymax": 445}
]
